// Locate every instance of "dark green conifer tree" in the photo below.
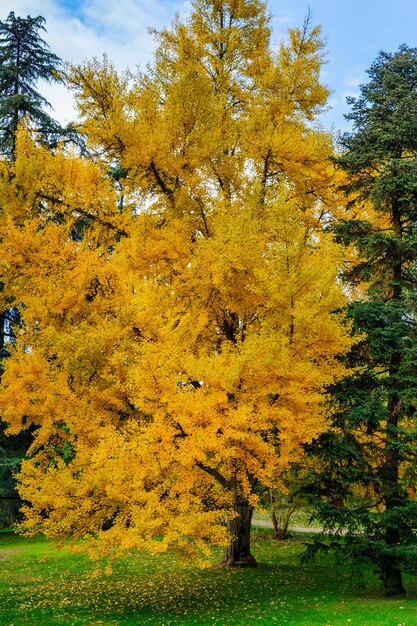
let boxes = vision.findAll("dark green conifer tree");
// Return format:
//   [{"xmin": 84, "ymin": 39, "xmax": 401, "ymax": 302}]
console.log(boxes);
[
  {"xmin": 0, "ymin": 11, "xmax": 66, "ymax": 156},
  {"xmin": 305, "ymin": 45, "xmax": 417, "ymax": 596}
]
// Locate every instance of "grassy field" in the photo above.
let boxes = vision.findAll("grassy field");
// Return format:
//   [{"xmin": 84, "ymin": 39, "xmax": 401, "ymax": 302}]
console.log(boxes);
[{"xmin": 1, "ymin": 526, "xmax": 416, "ymax": 625}]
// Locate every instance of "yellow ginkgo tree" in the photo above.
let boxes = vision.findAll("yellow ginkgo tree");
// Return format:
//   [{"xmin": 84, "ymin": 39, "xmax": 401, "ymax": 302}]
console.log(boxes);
[{"xmin": 0, "ymin": 0, "xmax": 353, "ymax": 567}]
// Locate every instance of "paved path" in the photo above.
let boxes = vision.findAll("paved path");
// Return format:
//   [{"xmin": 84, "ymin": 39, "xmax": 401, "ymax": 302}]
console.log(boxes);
[{"xmin": 252, "ymin": 518, "xmax": 345, "ymax": 534}]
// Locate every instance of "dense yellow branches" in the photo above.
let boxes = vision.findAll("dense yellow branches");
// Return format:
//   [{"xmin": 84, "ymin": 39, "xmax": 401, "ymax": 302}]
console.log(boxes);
[{"xmin": 0, "ymin": 0, "xmax": 353, "ymax": 564}]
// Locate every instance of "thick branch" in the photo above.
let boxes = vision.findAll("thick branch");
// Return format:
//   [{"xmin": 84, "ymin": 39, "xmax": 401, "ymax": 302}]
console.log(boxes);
[
  {"xmin": 35, "ymin": 192, "xmax": 128, "ymax": 237},
  {"xmin": 149, "ymin": 160, "xmax": 175, "ymax": 206},
  {"xmin": 195, "ymin": 460, "xmax": 230, "ymax": 489}
]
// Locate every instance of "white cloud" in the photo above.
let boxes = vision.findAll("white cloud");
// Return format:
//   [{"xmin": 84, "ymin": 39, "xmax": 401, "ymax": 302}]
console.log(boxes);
[
  {"xmin": 344, "ymin": 65, "xmax": 367, "ymax": 90},
  {"xmin": 321, "ymin": 65, "xmax": 366, "ymax": 133},
  {"xmin": 2, "ymin": 0, "xmax": 189, "ymax": 67},
  {"xmin": 42, "ymin": 82, "xmax": 75, "ymax": 125},
  {"xmin": 0, "ymin": 0, "xmax": 189, "ymax": 123},
  {"xmin": 337, "ymin": 65, "xmax": 367, "ymax": 109}
]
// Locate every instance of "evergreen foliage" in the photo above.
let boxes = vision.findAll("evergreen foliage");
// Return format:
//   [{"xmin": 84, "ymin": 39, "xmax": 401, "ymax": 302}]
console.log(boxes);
[
  {"xmin": 0, "ymin": 11, "xmax": 64, "ymax": 156},
  {"xmin": 305, "ymin": 45, "xmax": 417, "ymax": 596}
]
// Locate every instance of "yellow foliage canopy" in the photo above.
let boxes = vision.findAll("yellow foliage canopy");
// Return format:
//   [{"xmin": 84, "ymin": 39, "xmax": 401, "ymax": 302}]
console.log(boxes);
[{"xmin": 0, "ymin": 0, "xmax": 353, "ymax": 563}]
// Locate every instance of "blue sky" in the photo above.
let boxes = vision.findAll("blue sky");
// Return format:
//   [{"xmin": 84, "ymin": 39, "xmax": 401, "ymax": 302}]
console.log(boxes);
[
  {"xmin": 2, "ymin": 0, "xmax": 417, "ymax": 132},
  {"xmin": 290, "ymin": 0, "xmax": 417, "ymax": 132}
]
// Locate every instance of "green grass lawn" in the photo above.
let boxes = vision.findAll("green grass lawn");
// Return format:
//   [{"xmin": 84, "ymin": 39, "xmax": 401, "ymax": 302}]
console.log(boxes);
[{"xmin": 1, "ymin": 526, "xmax": 416, "ymax": 625}]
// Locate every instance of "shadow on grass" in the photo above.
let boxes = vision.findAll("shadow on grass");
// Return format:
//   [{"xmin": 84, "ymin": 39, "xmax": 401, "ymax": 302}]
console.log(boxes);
[{"xmin": 1, "ymin": 529, "xmax": 416, "ymax": 625}]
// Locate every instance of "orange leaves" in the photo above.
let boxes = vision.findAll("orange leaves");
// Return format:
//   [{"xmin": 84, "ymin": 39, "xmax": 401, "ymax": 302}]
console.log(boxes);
[
  {"xmin": 0, "ymin": 349, "xmax": 70, "ymax": 437},
  {"xmin": 0, "ymin": 1, "xmax": 356, "ymax": 564}
]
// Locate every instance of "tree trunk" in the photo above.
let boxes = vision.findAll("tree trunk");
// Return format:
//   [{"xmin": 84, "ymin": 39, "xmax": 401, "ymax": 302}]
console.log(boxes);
[
  {"xmin": 271, "ymin": 508, "xmax": 281, "ymax": 539},
  {"xmin": 380, "ymin": 558, "xmax": 405, "ymax": 596},
  {"xmin": 223, "ymin": 504, "xmax": 257, "ymax": 567},
  {"xmin": 380, "ymin": 528, "xmax": 405, "ymax": 595},
  {"xmin": 269, "ymin": 489, "xmax": 294, "ymax": 540},
  {"xmin": 378, "ymin": 197, "xmax": 405, "ymax": 596},
  {"xmin": 381, "ymin": 393, "xmax": 406, "ymax": 595}
]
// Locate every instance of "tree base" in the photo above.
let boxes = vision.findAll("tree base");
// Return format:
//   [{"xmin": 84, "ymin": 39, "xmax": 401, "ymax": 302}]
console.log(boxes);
[
  {"xmin": 382, "ymin": 577, "xmax": 406, "ymax": 596},
  {"xmin": 222, "ymin": 504, "xmax": 257, "ymax": 567},
  {"xmin": 275, "ymin": 533, "xmax": 292, "ymax": 541},
  {"xmin": 383, "ymin": 586, "xmax": 406, "ymax": 596},
  {"xmin": 222, "ymin": 553, "xmax": 258, "ymax": 568},
  {"xmin": 381, "ymin": 564, "xmax": 405, "ymax": 596}
]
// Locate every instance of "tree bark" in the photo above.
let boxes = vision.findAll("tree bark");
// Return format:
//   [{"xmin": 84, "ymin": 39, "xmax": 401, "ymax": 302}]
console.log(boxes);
[
  {"xmin": 380, "ymin": 528, "xmax": 405, "ymax": 595},
  {"xmin": 381, "ymin": 391, "xmax": 406, "ymax": 595},
  {"xmin": 380, "ymin": 196, "xmax": 405, "ymax": 596},
  {"xmin": 223, "ymin": 504, "xmax": 257, "ymax": 567}
]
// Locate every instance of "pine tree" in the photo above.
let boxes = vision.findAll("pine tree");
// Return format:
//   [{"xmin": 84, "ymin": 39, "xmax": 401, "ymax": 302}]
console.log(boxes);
[
  {"xmin": 0, "ymin": 11, "xmax": 64, "ymax": 156},
  {"xmin": 305, "ymin": 45, "xmax": 417, "ymax": 596}
]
